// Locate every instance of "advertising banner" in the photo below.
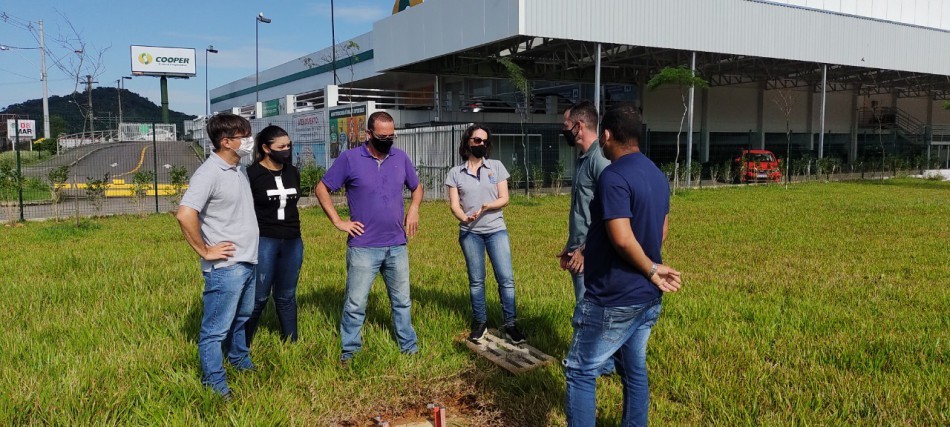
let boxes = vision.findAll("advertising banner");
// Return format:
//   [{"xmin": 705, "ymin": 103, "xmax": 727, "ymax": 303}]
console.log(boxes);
[
  {"xmin": 130, "ymin": 45, "xmax": 197, "ymax": 77},
  {"xmin": 263, "ymin": 99, "xmax": 280, "ymax": 118},
  {"xmin": 294, "ymin": 111, "xmax": 326, "ymax": 144},
  {"xmin": 6, "ymin": 119, "xmax": 36, "ymax": 144},
  {"xmin": 328, "ymin": 104, "xmax": 369, "ymax": 159}
]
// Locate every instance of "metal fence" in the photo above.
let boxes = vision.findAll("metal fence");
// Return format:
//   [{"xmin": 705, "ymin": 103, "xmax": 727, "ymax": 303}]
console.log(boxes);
[
  {"xmin": 0, "ymin": 114, "xmax": 203, "ymax": 222},
  {"xmin": 1, "ymin": 112, "xmax": 948, "ymax": 223}
]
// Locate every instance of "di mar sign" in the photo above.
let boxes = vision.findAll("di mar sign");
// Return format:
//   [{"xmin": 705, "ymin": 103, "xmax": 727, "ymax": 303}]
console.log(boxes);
[{"xmin": 7, "ymin": 120, "xmax": 36, "ymax": 146}]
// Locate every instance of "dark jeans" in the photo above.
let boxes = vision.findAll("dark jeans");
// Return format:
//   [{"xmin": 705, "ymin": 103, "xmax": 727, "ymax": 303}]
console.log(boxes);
[{"xmin": 246, "ymin": 236, "xmax": 303, "ymax": 344}]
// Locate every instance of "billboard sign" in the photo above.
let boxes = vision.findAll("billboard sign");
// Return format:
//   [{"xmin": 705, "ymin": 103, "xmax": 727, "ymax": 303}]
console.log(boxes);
[
  {"xmin": 6, "ymin": 119, "xmax": 36, "ymax": 144},
  {"xmin": 294, "ymin": 111, "xmax": 326, "ymax": 144},
  {"xmin": 328, "ymin": 104, "xmax": 371, "ymax": 158},
  {"xmin": 130, "ymin": 45, "xmax": 196, "ymax": 77},
  {"xmin": 263, "ymin": 99, "xmax": 280, "ymax": 118}
]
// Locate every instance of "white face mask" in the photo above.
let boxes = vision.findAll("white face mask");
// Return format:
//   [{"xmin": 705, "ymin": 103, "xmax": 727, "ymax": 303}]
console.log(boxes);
[{"xmin": 235, "ymin": 136, "xmax": 255, "ymax": 157}]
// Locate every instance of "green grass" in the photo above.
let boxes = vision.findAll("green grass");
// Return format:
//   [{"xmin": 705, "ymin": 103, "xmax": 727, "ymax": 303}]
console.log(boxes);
[
  {"xmin": 0, "ymin": 150, "xmax": 53, "ymax": 166},
  {"xmin": 0, "ymin": 179, "xmax": 947, "ymax": 425}
]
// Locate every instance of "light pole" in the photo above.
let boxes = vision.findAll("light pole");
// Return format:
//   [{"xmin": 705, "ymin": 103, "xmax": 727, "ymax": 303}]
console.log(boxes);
[
  {"xmin": 117, "ymin": 76, "xmax": 131, "ymax": 138},
  {"xmin": 256, "ymin": 12, "xmax": 271, "ymax": 105},
  {"xmin": 205, "ymin": 45, "xmax": 218, "ymax": 117},
  {"xmin": 331, "ymin": 0, "xmax": 338, "ymax": 84}
]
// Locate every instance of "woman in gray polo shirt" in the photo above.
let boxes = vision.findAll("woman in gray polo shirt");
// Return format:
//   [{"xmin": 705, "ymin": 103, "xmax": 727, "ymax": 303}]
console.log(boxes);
[{"xmin": 445, "ymin": 124, "xmax": 525, "ymax": 344}]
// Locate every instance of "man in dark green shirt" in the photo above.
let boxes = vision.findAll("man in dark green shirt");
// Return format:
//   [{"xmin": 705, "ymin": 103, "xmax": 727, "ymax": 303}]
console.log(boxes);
[{"xmin": 558, "ymin": 101, "xmax": 611, "ymax": 303}]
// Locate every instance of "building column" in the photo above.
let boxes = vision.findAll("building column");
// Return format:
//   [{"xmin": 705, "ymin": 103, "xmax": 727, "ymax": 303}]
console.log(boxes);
[
  {"xmin": 818, "ymin": 64, "xmax": 827, "ymax": 159},
  {"xmin": 756, "ymin": 79, "xmax": 765, "ymax": 149},
  {"xmin": 326, "ymin": 85, "xmax": 339, "ymax": 107},
  {"xmin": 806, "ymin": 83, "xmax": 815, "ymax": 151},
  {"xmin": 850, "ymin": 86, "xmax": 859, "ymax": 162},
  {"xmin": 434, "ymin": 75, "xmax": 441, "ymax": 121},
  {"xmin": 700, "ymin": 87, "xmax": 710, "ymax": 162},
  {"xmin": 927, "ymin": 96, "xmax": 934, "ymax": 165}
]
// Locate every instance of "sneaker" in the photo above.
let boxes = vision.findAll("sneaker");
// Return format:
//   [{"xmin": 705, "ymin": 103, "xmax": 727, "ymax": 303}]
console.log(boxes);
[
  {"xmin": 504, "ymin": 324, "xmax": 526, "ymax": 344},
  {"xmin": 221, "ymin": 391, "xmax": 233, "ymax": 402},
  {"xmin": 468, "ymin": 321, "xmax": 487, "ymax": 342}
]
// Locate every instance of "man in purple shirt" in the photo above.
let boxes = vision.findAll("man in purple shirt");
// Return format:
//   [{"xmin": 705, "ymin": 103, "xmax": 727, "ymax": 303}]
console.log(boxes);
[{"xmin": 315, "ymin": 111, "xmax": 423, "ymax": 363}]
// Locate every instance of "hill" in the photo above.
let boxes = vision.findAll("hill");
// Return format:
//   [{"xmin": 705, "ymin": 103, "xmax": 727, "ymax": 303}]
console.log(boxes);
[{"xmin": 1, "ymin": 88, "xmax": 196, "ymax": 139}]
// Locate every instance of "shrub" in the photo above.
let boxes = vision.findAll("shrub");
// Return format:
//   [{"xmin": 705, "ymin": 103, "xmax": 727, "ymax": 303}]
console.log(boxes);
[
  {"xmin": 509, "ymin": 166, "xmax": 524, "ymax": 190},
  {"xmin": 85, "ymin": 173, "xmax": 110, "ymax": 217},
  {"xmin": 131, "ymin": 170, "xmax": 155, "ymax": 215},
  {"xmin": 550, "ymin": 161, "xmax": 565, "ymax": 194},
  {"xmin": 168, "ymin": 165, "xmax": 188, "ymax": 207},
  {"xmin": 531, "ymin": 164, "xmax": 545, "ymax": 196},
  {"xmin": 299, "ymin": 162, "xmax": 326, "ymax": 197}
]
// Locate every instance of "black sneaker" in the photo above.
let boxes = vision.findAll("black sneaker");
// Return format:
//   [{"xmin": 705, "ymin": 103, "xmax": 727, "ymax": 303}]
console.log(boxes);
[
  {"xmin": 468, "ymin": 321, "xmax": 487, "ymax": 342},
  {"xmin": 504, "ymin": 325, "xmax": 526, "ymax": 344}
]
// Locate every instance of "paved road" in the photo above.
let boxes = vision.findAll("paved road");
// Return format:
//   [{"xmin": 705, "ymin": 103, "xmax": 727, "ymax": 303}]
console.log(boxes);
[{"xmin": 23, "ymin": 141, "xmax": 204, "ymax": 184}]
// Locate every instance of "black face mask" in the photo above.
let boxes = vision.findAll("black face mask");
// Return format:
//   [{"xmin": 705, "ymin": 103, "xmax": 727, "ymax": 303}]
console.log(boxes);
[
  {"xmin": 270, "ymin": 148, "xmax": 292, "ymax": 164},
  {"xmin": 370, "ymin": 136, "xmax": 394, "ymax": 154},
  {"xmin": 469, "ymin": 145, "xmax": 487, "ymax": 159},
  {"xmin": 561, "ymin": 123, "xmax": 579, "ymax": 147}
]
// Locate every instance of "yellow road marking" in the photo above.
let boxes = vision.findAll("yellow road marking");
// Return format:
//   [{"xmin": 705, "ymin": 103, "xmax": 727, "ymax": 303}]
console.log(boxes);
[{"xmin": 113, "ymin": 144, "xmax": 150, "ymax": 178}]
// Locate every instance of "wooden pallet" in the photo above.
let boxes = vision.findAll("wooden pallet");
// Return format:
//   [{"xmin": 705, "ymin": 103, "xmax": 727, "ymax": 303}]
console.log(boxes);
[{"xmin": 464, "ymin": 329, "xmax": 557, "ymax": 375}]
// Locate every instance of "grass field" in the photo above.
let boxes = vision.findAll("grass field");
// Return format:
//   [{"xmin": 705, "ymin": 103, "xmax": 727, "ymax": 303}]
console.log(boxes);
[{"xmin": 0, "ymin": 179, "xmax": 947, "ymax": 425}]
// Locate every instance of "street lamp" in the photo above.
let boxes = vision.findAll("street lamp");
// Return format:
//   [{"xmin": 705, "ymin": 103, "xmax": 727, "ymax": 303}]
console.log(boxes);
[
  {"xmin": 205, "ymin": 45, "xmax": 218, "ymax": 117},
  {"xmin": 117, "ymin": 76, "xmax": 131, "ymax": 137},
  {"xmin": 256, "ymin": 12, "xmax": 271, "ymax": 105}
]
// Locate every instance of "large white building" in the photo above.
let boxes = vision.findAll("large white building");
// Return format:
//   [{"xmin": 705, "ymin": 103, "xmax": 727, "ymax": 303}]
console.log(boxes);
[{"xmin": 211, "ymin": 0, "xmax": 950, "ymax": 170}]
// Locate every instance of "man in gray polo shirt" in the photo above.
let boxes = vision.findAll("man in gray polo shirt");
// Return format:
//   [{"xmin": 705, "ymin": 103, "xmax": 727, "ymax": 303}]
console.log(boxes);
[
  {"xmin": 558, "ymin": 101, "xmax": 611, "ymax": 303},
  {"xmin": 176, "ymin": 113, "xmax": 259, "ymax": 399}
]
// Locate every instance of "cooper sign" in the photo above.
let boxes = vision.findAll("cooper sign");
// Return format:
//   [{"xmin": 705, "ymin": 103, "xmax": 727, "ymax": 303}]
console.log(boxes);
[{"xmin": 130, "ymin": 45, "xmax": 196, "ymax": 77}]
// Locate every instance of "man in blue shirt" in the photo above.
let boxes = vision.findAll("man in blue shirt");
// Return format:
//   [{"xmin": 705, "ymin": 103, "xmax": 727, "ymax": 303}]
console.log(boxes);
[
  {"xmin": 564, "ymin": 105, "xmax": 682, "ymax": 427},
  {"xmin": 315, "ymin": 111, "xmax": 423, "ymax": 363}
]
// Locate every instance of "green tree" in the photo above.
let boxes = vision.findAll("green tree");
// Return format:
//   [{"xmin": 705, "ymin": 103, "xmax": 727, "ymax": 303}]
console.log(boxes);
[
  {"xmin": 497, "ymin": 56, "xmax": 532, "ymax": 196},
  {"xmin": 648, "ymin": 66, "xmax": 709, "ymax": 194}
]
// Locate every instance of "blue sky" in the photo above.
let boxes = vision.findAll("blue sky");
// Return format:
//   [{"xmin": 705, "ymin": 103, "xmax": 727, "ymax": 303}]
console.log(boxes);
[{"xmin": 0, "ymin": 0, "xmax": 394, "ymax": 116}]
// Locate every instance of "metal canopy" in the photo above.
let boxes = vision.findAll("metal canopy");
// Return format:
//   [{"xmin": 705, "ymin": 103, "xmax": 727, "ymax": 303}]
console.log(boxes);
[{"xmin": 386, "ymin": 35, "xmax": 950, "ymax": 100}]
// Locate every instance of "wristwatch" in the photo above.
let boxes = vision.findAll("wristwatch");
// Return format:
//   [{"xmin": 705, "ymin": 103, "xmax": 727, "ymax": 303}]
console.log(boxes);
[{"xmin": 648, "ymin": 263, "xmax": 658, "ymax": 278}]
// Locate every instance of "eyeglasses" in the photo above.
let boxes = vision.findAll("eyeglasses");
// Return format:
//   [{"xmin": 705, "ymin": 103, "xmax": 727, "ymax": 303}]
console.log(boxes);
[
  {"xmin": 224, "ymin": 135, "xmax": 254, "ymax": 146},
  {"xmin": 468, "ymin": 137, "xmax": 489, "ymax": 145},
  {"xmin": 371, "ymin": 132, "xmax": 397, "ymax": 143}
]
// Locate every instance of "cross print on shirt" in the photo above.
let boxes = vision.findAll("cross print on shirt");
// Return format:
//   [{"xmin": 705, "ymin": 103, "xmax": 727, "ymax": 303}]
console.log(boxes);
[{"xmin": 266, "ymin": 176, "xmax": 298, "ymax": 220}]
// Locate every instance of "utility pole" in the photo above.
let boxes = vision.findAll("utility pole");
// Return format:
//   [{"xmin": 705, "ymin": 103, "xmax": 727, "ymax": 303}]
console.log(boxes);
[
  {"xmin": 85, "ymin": 75, "xmax": 98, "ymax": 135},
  {"xmin": 39, "ymin": 20, "xmax": 51, "ymax": 147},
  {"xmin": 117, "ymin": 76, "xmax": 130, "ymax": 137}
]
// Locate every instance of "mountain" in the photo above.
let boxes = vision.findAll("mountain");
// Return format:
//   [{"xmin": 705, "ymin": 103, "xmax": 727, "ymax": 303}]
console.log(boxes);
[{"xmin": 1, "ymin": 88, "xmax": 197, "ymax": 138}]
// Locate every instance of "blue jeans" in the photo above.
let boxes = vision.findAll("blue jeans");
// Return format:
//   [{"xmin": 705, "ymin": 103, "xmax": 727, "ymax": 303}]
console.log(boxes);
[
  {"xmin": 459, "ymin": 230, "xmax": 517, "ymax": 327},
  {"xmin": 246, "ymin": 236, "xmax": 303, "ymax": 344},
  {"xmin": 564, "ymin": 298, "xmax": 662, "ymax": 427},
  {"xmin": 198, "ymin": 262, "xmax": 256, "ymax": 396},
  {"xmin": 570, "ymin": 272, "xmax": 616, "ymax": 376},
  {"xmin": 340, "ymin": 245, "xmax": 418, "ymax": 360},
  {"xmin": 571, "ymin": 271, "xmax": 585, "ymax": 303}
]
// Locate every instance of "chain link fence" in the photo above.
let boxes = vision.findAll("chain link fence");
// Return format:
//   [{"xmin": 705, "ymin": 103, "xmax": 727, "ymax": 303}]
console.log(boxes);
[{"xmin": 2, "ymin": 113, "xmax": 948, "ymax": 223}]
